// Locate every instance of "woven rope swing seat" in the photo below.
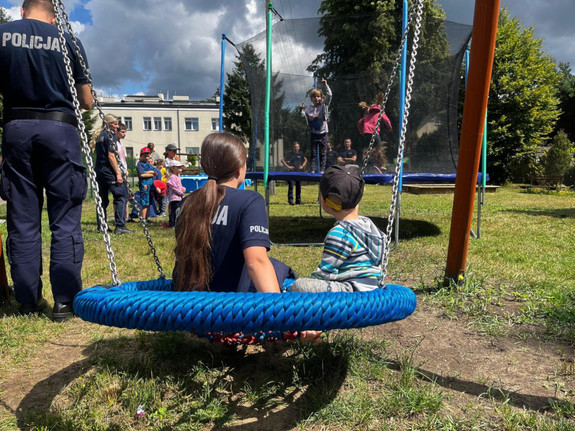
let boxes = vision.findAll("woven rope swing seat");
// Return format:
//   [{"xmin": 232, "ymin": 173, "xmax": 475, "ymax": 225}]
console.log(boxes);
[{"xmin": 73, "ymin": 279, "xmax": 416, "ymax": 334}]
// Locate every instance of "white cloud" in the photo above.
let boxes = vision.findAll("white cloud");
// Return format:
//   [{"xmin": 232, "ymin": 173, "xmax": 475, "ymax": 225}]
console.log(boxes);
[
  {"xmin": 5, "ymin": 6, "xmax": 20, "ymax": 20},
  {"xmin": 69, "ymin": 20, "xmax": 85, "ymax": 35},
  {"xmin": 75, "ymin": 0, "xmax": 324, "ymax": 99}
]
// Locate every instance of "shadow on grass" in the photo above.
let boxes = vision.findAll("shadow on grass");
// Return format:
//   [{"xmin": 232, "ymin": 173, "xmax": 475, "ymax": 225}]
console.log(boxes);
[
  {"xmin": 269, "ymin": 216, "xmax": 441, "ymax": 245},
  {"xmin": 15, "ymin": 333, "xmax": 348, "ymax": 430},
  {"xmin": 385, "ymin": 359, "xmax": 564, "ymax": 412},
  {"xmin": 505, "ymin": 208, "xmax": 575, "ymax": 219}
]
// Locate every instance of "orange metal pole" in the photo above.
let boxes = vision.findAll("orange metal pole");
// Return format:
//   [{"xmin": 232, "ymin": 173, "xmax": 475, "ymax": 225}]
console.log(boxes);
[{"xmin": 445, "ymin": 0, "xmax": 500, "ymax": 283}]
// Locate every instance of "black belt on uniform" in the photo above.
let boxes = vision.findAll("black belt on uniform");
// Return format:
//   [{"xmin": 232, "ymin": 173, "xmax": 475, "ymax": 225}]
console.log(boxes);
[{"xmin": 4, "ymin": 110, "xmax": 78, "ymax": 128}]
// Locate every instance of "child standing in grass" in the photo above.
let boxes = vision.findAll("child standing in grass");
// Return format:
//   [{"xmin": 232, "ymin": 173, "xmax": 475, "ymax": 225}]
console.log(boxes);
[
  {"xmin": 166, "ymin": 161, "xmax": 186, "ymax": 227},
  {"xmin": 291, "ymin": 165, "xmax": 386, "ymax": 292},
  {"xmin": 136, "ymin": 147, "xmax": 156, "ymax": 222}
]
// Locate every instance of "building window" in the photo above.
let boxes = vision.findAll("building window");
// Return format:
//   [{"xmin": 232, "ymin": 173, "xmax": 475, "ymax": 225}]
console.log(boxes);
[
  {"xmin": 124, "ymin": 117, "xmax": 132, "ymax": 131},
  {"xmin": 211, "ymin": 118, "xmax": 218, "ymax": 131},
  {"xmin": 164, "ymin": 117, "xmax": 172, "ymax": 131},
  {"xmin": 153, "ymin": 117, "xmax": 162, "ymax": 131},
  {"xmin": 143, "ymin": 117, "xmax": 152, "ymax": 131},
  {"xmin": 185, "ymin": 117, "xmax": 199, "ymax": 131},
  {"xmin": 126, "ymin": 147, "xmax": 134, "ymax": 159}
]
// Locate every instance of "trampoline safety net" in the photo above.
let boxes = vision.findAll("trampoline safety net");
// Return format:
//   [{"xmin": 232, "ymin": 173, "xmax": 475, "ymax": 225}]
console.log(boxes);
[{"xmin": 233, "ymin": 10, "xmax": 471, "ymax": 175}]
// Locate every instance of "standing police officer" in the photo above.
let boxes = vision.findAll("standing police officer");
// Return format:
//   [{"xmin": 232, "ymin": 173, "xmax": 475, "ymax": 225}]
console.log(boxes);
[
  {"xmin": 0, "ymin": 0, "xmax": 93, "ymax": 321},
  {"xmin": 281, "ymin": 141, "xmax": 308, "ymax": 205}
]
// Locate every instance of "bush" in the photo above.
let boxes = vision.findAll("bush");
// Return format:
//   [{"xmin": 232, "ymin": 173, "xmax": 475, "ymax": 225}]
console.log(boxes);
[
  {"xmin": 564, "ymin": 165, "xmax": 575, "ymax": 188},
  {"xmin": 544, "ymin": 130, "xmax": 573, "ymax": 177}
]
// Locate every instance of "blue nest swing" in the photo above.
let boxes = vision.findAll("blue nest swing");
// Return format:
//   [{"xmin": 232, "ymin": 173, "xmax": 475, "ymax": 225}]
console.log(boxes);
[{"xmin": 73, "ymin": 279, "xmax": 416, "ymax": 336}]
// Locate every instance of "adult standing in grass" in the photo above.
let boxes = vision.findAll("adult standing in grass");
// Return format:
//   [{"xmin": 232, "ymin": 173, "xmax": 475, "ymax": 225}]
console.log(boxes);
[
  {"xmin": 0, "ymin": 0, "xmax": 93, "ymax": 321},
  {"xmin": 281, "ymin": 141, "xmax": 307, "ymax": 205},
  {"xmin": 93, "ymin": 114, "xmax": 132, "ymax": 235}
]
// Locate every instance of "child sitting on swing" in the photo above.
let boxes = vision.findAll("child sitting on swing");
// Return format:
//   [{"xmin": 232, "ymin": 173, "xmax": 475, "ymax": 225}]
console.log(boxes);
[{"xmin": 291, "ymin": 165, "xmax": 386, "ymax": 292}]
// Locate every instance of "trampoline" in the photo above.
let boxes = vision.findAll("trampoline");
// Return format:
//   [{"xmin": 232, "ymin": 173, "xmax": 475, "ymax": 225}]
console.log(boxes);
[{"xmin": 246, "ymin": 171, "xmax": 488, "ymax": 185}]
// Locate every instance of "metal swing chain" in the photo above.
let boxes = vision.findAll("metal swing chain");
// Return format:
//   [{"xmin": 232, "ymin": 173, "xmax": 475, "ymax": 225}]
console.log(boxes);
[
  {"xmin": 360, "ymin": 1, "xmax": 419, "ymax": 176},
  {"xmin": 52, "ymin": 0, "xmax": 120, "ymax": 285},
  {"xmin": 381, "ymin": 0, "xmax": 424, "ymax": 283},
  {"xmin": 52, "ymin": 0, "xmax": 165, "ymax": 281}
]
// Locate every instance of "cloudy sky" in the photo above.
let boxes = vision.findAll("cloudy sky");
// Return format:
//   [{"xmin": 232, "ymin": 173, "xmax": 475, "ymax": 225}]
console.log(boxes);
[{"xmin": 2, "ymin": 0, "xmax": 573, "ymax": 100}]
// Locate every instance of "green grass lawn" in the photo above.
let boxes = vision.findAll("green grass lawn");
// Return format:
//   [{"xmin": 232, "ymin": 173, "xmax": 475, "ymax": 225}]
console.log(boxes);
[{"xmin": 0, "ymin": 183, "xmax": 574, "ymax": 430}]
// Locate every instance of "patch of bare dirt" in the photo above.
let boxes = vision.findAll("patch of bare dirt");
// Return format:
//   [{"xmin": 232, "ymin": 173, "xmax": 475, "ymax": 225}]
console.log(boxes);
[
  {"xmin": 368, "ymin": 300, "xmax": 575, "ymax": 413},
  {"xmin": 0, "ymin": 326, "xmax": 93, "ymax": 418}
]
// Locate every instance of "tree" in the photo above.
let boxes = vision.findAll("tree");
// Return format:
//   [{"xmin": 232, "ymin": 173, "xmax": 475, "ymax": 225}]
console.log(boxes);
[
  {"xmin": 544, "ymin": 130, "xmax": 573, "ymax": 178},
  {"xmin": 487, "ymin": 8, "xmax": 561, "ymax": 183},
  {"xmin": 81, "ymin": 107, "xmax": 99, "ymax": 144},
  {"xmin": 223, "ymin": 44, "xmax": 286, "ymax": 168},
  {"xmin": 222, "ymin": 47, "xmax": 254, "ymax": 142},
  {"xmin": 554, "ymin": 62, "xmax": 575, "ymax": 143}
]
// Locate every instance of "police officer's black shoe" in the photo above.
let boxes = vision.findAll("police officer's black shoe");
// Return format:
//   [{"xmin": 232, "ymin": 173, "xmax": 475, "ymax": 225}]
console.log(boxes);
[
  {"xmin": 52, "ymin": 302, "xmax": 74, "ymax": 323},
  {"xmin": 114, "ymin": 226, "xmax": 134, "ymax": 235},
  {"xmin": 18, "ymin": 297, "xmax": 48, "ymax": 316},
  {"xmin": 288, "ymin": 200, "xmax": 295, "ymax": 205}
]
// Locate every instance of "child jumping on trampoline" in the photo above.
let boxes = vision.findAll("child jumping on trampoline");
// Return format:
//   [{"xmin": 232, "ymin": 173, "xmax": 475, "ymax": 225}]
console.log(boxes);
[
  {"xmin": 291, "ymin": 165, "xmax": 386, "ymax": 293},
  {"xmin": 358, "ymin": 92, "xmax": 392, "ymax": 148},
  {"xmin": 300, "ymin": 78, "xmax": 332, "ymax": 173}
]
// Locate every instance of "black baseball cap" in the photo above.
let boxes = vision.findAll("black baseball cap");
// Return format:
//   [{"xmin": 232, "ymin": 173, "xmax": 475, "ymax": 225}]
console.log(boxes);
[{"xmin": 319, "ymin": 165, "xmax": 364, "ymax": 211}]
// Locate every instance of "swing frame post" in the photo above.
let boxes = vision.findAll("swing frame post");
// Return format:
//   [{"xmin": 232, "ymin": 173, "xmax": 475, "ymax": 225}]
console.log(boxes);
[
  {"xmin": 219, "ymin": 33, "xmax": 226, "ymax": 132},
  {"xmin": 445, "ymin": 0, "xmax": 500, "ymax": 284}
]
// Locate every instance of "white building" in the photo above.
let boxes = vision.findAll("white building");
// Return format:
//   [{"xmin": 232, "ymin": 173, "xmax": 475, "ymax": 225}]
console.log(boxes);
[{"xmin": 98, "ymin": 93, "xmax": 219, "ymax": 160}]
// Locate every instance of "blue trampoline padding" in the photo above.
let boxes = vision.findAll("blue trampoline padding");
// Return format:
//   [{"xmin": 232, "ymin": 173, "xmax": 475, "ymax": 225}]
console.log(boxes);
[
  {"xmin": 73, "ymin": 279, "xmax": 417, "ymax": 333},
  {"xmin": 245, "ymin": 171, "xmax": 488, "ymax": 184}
]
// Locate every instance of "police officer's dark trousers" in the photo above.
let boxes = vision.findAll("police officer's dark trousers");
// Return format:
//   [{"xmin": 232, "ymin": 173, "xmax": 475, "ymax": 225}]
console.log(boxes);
[
  {"xmin": 95, "ymin": 176, "xmax": 128, "ymax": 230},
  {"xmin": 1, "ymin": 119, "xmax": 86, "ymax": 305},
  {"xmin": 287, "ymin": 180, "xmax": 301, "ymax": 204}
]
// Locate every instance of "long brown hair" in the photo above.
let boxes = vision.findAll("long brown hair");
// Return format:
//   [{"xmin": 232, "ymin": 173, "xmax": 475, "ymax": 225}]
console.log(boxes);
[{"xmin": 174, "ymin": 132, "xmax": 247, "ymax": 291}]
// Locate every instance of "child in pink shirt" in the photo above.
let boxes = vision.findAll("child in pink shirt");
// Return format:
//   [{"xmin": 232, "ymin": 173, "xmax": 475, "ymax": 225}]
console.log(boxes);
[{"xmin": 166, "ymin": 161, "xmax": 186, "ymax": 227}]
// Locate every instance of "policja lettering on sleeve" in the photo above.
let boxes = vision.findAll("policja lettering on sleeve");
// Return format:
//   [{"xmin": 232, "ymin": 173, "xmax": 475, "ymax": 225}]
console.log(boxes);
[{"xmin": 249, "ymin": 225, "xmax": 269, "ymax": 234}]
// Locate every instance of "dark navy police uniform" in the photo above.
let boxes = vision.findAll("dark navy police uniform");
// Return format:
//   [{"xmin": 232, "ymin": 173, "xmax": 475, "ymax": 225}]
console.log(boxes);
[
  {"xmin": 326, "ymin": 149, "xmax": 339, "ymax": 168},
  {"xmin": 95, "ymin": 130, "xmax": 128, "ymax": 229},
  {"xmin": 0, "ymin": 18, "xmax": 89, "ymax": 306},
  {"xmin": 284, "ymin": 150, "xmax": 306, "ymax": 204},
  {"xmin": 174, "ymin": 187, "xmax": 294, "ymax": 292},
  {"xmin": 339, "ymin": 148, "xmax": 358, "ymax": 164}
]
